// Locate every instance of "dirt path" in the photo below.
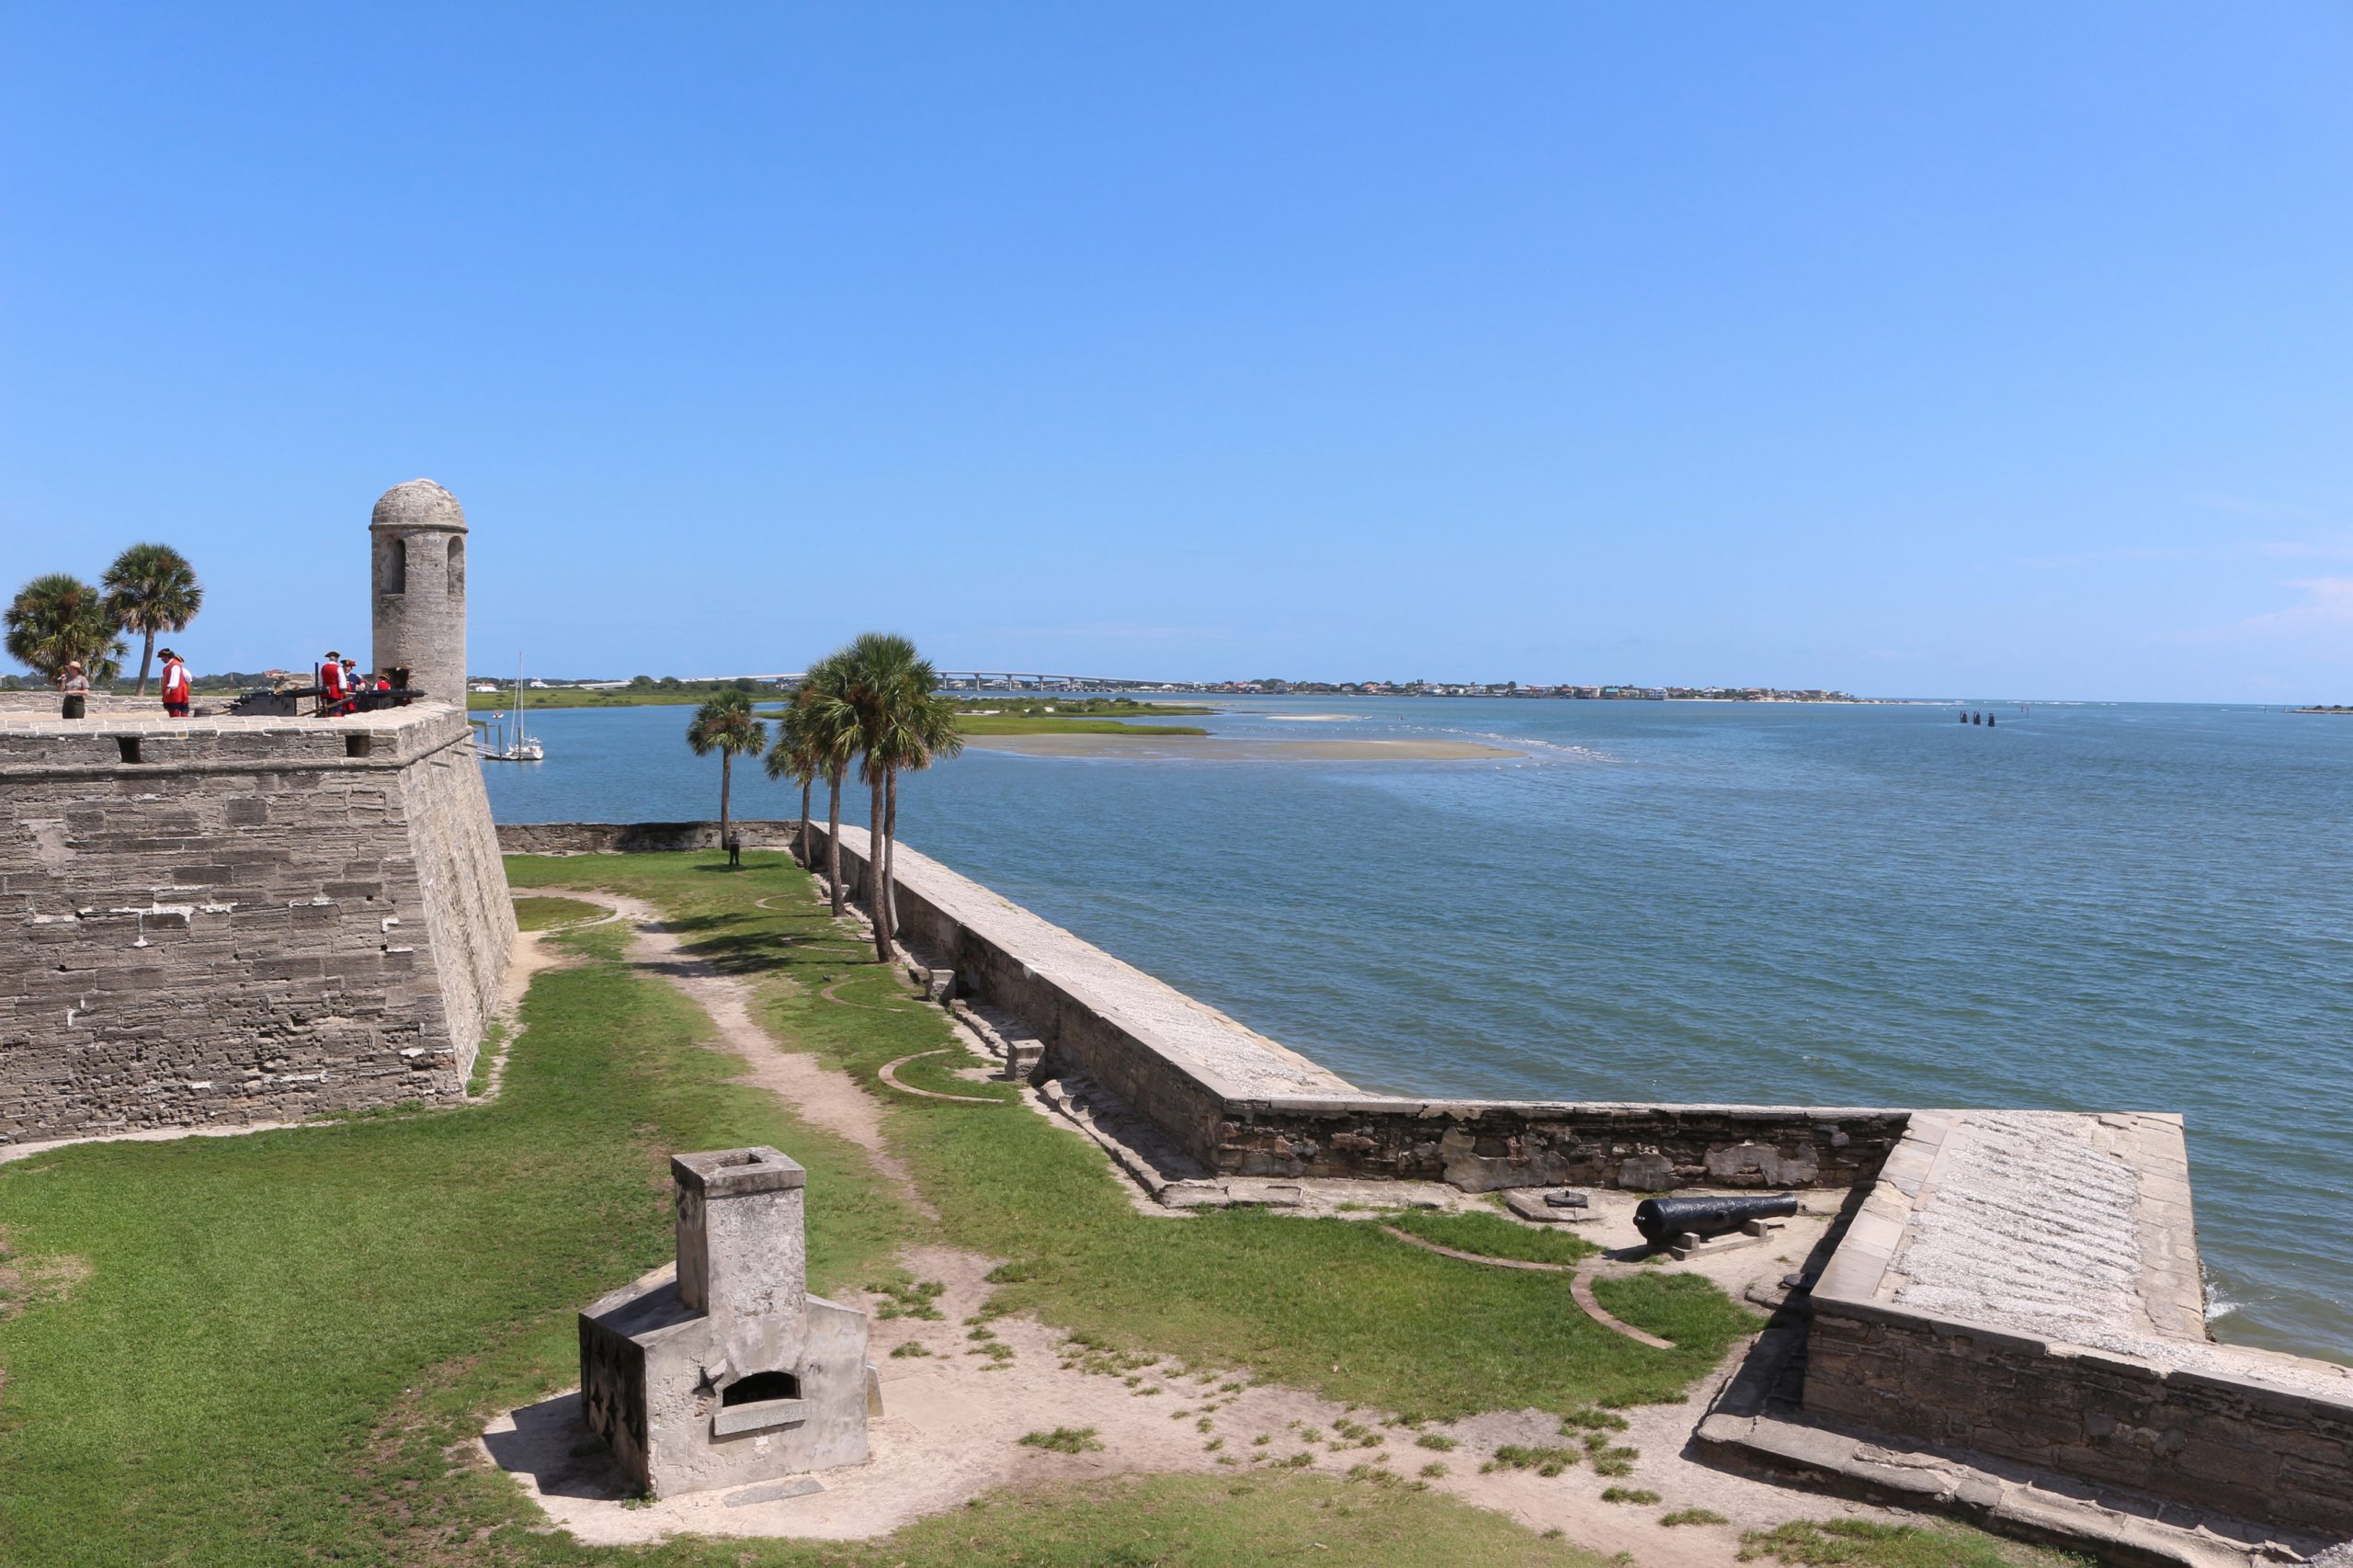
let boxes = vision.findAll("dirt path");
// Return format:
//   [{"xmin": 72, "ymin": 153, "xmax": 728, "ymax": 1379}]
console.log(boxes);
[{"xmin": 481, "ymin": 889, "xmax": 1904, "ymax": 1566}]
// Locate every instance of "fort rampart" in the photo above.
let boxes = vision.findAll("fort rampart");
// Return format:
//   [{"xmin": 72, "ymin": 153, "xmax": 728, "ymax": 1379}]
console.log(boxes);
[{"xmin": 1, "ymin": 704, "xmax": 513, "ymax": 1142}]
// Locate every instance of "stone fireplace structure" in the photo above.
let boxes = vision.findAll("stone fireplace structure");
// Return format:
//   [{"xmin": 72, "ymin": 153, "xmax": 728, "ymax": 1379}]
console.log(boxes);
[{"xmin": 578, "ymin": 1147, "xmax": 874, "ymax": 1498}]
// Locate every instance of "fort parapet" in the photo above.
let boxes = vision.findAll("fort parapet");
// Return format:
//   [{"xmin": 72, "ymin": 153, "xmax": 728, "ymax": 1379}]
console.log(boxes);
[{"xmin": 1, "ymin": 702, "xmax": 512, "ymax": 1142}]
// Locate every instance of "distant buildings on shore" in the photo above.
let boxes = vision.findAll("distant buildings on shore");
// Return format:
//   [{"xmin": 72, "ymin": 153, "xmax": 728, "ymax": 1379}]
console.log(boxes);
[{"xmin": 1199, "ymin": 679, "xmax": 1867, "ymax": 702}]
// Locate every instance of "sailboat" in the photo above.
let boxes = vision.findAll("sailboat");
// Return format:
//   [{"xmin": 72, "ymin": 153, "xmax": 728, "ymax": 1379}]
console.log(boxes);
[{"xmin": 482, "ymin": 657, "xmax": 546, "ymax": 762}]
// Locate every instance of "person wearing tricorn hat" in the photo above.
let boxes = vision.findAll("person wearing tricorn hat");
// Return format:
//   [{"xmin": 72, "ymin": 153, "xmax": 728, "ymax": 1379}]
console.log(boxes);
[
  {"xmin": 159, "ymin": 648, "xmax": 191, "ymax": 717},
  {"xmin": 339, "ymin": 657, "xmax": 361, "ymax": 715},
  {"xmin": 317, "ymin": 650, "xmax": 347, "ymax": 716}
]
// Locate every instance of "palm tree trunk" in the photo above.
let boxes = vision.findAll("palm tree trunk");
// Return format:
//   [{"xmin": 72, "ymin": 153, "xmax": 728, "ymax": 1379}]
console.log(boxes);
[
  {"xmin": 825, "ymin": 767, "xmax": 846, "ymax": 915},
  {"xmin": 798, "ymin": 777, "xmax": 813, "ymax": 867},
  {"xmin": 134, "ymin": 630, "xmax": 155, "ymax": 696},
  {"xmin": 868, "ymin": 770, "xmax": 892, "ymax": 962},
  {"xmin": 882, "ymin": 770, "xmax": 899, "ymax": 935},
  {"xmin": 719, "ymin": 752, "xmax": 733, "ymax": 847}
]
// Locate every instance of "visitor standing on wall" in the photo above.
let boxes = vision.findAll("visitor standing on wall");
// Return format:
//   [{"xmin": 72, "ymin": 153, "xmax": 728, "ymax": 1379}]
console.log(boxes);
[
  {"xmin": 56, "ymin": 660, "xmax": 89, "ymax": 720},
  {"xmin": 159, "ymin": 648, "xmax": 190, "ymax": 717}
]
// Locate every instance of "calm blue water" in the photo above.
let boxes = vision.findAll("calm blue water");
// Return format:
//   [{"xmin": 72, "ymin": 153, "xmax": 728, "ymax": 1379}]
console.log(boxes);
[{"xmin": 485, "ymin": 697, "xmax": 2353, "ymax": 1365}]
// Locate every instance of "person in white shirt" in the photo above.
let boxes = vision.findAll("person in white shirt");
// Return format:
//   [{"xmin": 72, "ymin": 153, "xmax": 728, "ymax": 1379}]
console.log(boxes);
[{"xmin": 160, "ymin": 648, "xmax": 191, "ymax": 717}]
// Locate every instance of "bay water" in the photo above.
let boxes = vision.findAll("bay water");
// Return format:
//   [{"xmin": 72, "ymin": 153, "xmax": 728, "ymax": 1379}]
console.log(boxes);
[{"xmin": 483, "ymin": 696, "xmax": 2352, "ymax": 1364}]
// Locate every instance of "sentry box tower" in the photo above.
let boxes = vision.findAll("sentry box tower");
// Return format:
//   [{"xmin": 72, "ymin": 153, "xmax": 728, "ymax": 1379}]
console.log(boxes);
[{"xmin": 578, "ymin": 1148, "xmax": 875, "ymax": 1497}]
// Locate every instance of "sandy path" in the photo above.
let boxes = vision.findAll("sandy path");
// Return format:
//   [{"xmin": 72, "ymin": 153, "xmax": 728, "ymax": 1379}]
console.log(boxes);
[{"xmin": 480, "ymin": 889, "xmax": 1902, "ymax": 1565}]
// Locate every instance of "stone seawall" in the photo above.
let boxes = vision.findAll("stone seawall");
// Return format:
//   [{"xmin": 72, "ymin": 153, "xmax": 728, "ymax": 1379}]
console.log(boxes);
[
  {"xmin": 496, "ymin": 821, "xmax": 801, "ymax": 856},
  {"xmin": 1800, "ymin": 1109, "xmax": 2353, "ymax": 1539},
  {"xmin": 800, "ymin": 820, "xmax": 1902, "ymax": 1189},
  {"xmin": 1, "ymin": 704, "xmax": 514, "ymax": 1141}
]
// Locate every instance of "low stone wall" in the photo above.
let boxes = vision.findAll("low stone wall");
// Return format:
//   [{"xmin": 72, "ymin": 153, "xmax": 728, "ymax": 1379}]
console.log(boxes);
[
  {"xmin": 495, "ymin": 821, "xmax": 800, "ymax": 856},
  {"xmin": 1806, "ymin": 1306, "xmax": 2353, "ymax": 1535},
  {"xmin": 801, "ymin": 820, "xmax": 1902, "ymax": 1189},
  {"xmin": 1215, "ymin": 1100, "xmax": 1904, "ymax": 1191},
  {"xmin": 0, "ymin": 691, "xmax": 164, "ymax": 718},
  {"xmin": 810, "ymin": 824, "xmax": 1281, "ymax": 1169},
  {"xmin": 1803, "ymin": 1110, "xmax": 2353, "ymax": 1538}
]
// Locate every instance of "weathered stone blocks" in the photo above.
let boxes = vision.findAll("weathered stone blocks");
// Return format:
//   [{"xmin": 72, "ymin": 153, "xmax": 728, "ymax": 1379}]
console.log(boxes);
[{"xmin": 0, "ymin": 706, "xmax": 512, "ymax": 1141}]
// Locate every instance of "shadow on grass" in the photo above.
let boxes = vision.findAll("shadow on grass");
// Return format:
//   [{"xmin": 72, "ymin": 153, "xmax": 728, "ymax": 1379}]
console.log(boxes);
[{"xmin": 479, "ymin": 1392, "xmax": 637, "ymax": 1502}]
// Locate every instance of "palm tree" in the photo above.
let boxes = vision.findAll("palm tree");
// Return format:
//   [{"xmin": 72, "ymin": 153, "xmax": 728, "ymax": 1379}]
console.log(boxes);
[
  {"xmin": 794, "ymin": 656, "xmax": 862, "ymax": 916},
  {"xmin": 842, "ymin": 632, "xmax": 961, "ymax": 962},
  {"xmin": 101, "ymin": 543, "xmax": 203, "ymax": 695},
  {"xmin": 766, "ymin": 693, "xmax": 820, "ymax": 868},
  {"xmin": 685, "ymin": 688, "xmax": 767, "ymax": 858},
  {"xmin": 6, "ymin": 574, "xmax": 125, "ymax": 683},
  {"xmin": 872, "ymin": 684, "xmax": 963, "ymax": 939}
]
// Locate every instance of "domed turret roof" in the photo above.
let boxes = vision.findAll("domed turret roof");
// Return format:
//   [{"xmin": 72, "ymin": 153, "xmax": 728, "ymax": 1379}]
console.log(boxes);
[{"xmin": 369, "ymin": 479, "xmax": 468, "ymax": 532}]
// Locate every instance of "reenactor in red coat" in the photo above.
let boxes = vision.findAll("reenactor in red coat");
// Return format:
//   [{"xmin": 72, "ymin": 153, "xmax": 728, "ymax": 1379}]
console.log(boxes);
[
  {"xmin": 318, "ymin": 651, "xmax": 348, "ymax": 716},
  {"xmin": 160, "ymin": 649, "xmax": 191, "ymax": 717}
]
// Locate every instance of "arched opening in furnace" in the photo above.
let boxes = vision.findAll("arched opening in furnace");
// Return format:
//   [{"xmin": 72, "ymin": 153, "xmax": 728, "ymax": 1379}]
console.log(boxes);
[{"xmin": 721, "ymin": 1369, "xmax": 801, "ymax": 1406}]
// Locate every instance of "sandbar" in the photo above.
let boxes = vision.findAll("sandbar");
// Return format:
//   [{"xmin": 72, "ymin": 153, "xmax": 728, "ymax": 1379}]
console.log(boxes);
[{"xmin": 962, "ymin": 733, "xmax": 1519, "ymax": 761}]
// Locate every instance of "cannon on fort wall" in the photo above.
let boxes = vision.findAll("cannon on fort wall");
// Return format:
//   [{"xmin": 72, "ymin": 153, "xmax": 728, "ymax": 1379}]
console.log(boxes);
[
  {"xmin": 226, "ymin": 685, "xmax": 426, "ymax": 718},
  {"xmin": 1632, "ymin": 1192, "xmax": 1799, "ymax": 1249}
]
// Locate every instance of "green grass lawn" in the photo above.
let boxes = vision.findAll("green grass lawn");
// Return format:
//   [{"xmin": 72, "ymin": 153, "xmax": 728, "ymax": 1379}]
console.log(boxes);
[
  {"xmin": 511, "ymin": 895, "xmax": 607, "ymax": 930},
  {"xmin": 1739, "ymin": 1519, "xmax": 2092, "ymax": 1567}
]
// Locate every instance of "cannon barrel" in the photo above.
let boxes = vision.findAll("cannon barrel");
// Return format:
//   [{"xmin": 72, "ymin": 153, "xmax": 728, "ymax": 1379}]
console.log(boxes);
[
  {"xmin": 1632, "ymin": 1192, "xmax": 1798, "ymax": 1249},
  {"xmin": 227, "ymin": 687, "xmax": 324, "ymax": 717},
  {"xmin": 348, "ymin": 687, "xmax": 426, "ymax": 712}
]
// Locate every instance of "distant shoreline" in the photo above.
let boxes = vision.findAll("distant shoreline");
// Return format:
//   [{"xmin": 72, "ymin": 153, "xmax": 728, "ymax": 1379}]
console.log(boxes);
[{"xmin": 963, "ymin": 733, "xmax": 1521, "ymax": 762}]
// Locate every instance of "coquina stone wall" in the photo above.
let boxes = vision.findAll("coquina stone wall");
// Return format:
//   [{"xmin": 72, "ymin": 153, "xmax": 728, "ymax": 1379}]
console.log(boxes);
[
  {"xmin": 800, "ymin": 819, "xmax": 1901, "ymax": 1189},
  {"xmin": 0, "ymin": 704, "xmax": 513, "ymax": 1142},
  {"xmin": 1805, "ymin": 1304, "xmax": 2353, "ymax": 1536},
  {"xmin": 1798, "ymin": 1109, "xmax": 2353, "ymax": 1540},
  {"xmin": 496, "ymin": 821, "xmax": 800, "ymax": 857}
]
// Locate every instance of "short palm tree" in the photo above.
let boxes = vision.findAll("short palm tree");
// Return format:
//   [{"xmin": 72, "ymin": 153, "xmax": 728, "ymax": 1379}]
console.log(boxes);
[
  {"xmin": 685, "ymin": 688, "xmax": 767, "ymax": 857},
  {"xmin": 6, "ymin": 574, "xmax": 125, "ymax": 683},
  {"xmin": 766, "ymin": 696, "xmax": 820, "ymax": 867},
  {"xmin": 101, "ymin": 543, "xmax": 203, "ymax": 695}
]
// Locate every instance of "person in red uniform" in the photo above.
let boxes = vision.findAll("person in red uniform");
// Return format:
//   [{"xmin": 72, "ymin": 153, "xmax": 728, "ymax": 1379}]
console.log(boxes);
[
  {"xmin": 159, "ymin": 648, "xmax": 191, "ymax": 717},
  {"xmin": 318, "ymin": 650, "xmax": 347, "ymax": 716},
  {"xmin": 339, "ymin": 658, "xmax": 362, "ymax": 714}
]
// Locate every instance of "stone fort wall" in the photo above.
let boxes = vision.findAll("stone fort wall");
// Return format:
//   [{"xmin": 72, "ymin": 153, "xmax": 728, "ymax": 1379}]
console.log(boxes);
[
  {"xmin": 0, "ymin": 705, "xmax": 513, "ymax": 1142},
  {"xmin": 496, "ymin": 820, "xmax": 800, "ymax": 857}
]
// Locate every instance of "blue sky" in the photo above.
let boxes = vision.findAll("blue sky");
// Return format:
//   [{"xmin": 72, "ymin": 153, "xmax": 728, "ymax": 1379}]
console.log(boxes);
[{"xmin": 5, "ymin": 4, "xmax": 2350, "ymax": 700}]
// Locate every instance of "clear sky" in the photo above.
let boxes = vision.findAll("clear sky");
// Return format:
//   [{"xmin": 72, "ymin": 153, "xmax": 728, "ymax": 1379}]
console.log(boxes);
[{"xmin": 6, "ymin": 4, "xmax": 2350, "ymax": 700}]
